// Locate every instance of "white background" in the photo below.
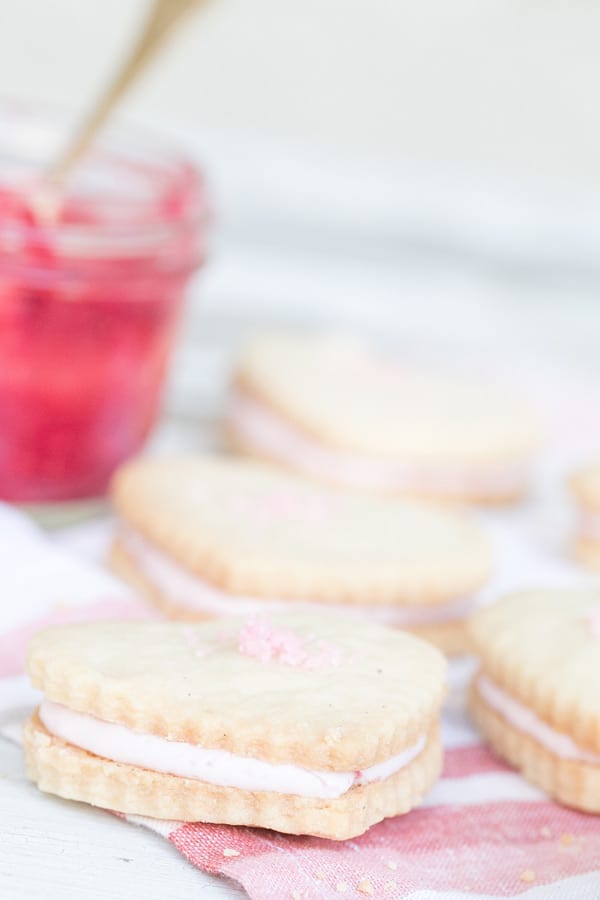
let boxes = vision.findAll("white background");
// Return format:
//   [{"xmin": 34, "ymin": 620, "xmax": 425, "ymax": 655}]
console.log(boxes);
[{"xmin": 2, "ymin": 0, "xmax": 600, "ymax": 180}]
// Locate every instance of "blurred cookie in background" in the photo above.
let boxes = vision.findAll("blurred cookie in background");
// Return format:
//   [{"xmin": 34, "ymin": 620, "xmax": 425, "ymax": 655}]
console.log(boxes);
[
  {"xmin": 224, "ymin": 332, "xmax": 541, "ymax": 505},
  {"xmin": 469, "ymin": 590, "xmax": 600, "ymax": 812},
  {"xmin": 570, "ymin": 463, "xmax": 600, "ymax": 569}
]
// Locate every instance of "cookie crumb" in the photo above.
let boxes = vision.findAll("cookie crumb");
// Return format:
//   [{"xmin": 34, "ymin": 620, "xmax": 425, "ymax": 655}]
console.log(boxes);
[
  {"xmin": 560, "ymin": 833, "xmax": 574, "ymax": 846},
  {"xmin": 291, "ymin": 891, "xmax": 303, "ymax": 900},
  {"xmin": 315, "ymin": 870, "xmax": 326, "ymax": 880},
  {"xmin": 520, "ymin": 870, "xmax": 535, "ymax": 883},
  {"xmin": 336, "ymin": 883, "xmax": 348, "ymax": 894},
  {"xmin": 540, "ymin": 826, "xmax": 551, "ymax": 838},
  {"xmin": 357, "ymin": 879, "xmax": 374, "ymax": 896},
  {"xmin": 384, "ymin": 882, "xmax": 397, "ymax": 893},
  {"xmin": 222, "ymin": 848, "xmax": 240, "ymax": 857},
  {"xmin": 386, "ymin": 860, "xmax": 398, "ymax": 870}
]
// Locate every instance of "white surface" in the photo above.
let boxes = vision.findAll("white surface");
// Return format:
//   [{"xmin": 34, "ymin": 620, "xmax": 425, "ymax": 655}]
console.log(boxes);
[
  {"xmin": 0, "ymin": 519, "xmax": 132, "ymax": 632},
  {"xmin": 5, "ymin": 0, "xmax": 600, "ymax": 178},
  {"xmin": 0, "ymin": 741, "xmax": 241, "ymax": 900}
]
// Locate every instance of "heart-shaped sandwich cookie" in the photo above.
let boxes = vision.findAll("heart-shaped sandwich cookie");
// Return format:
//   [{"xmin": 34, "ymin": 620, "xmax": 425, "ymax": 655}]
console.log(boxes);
[
  {"xmin": 110, "ymin": 455, "xmax": 492, "ymax": 654},
  {"xmin": 469, "ymin": 590, "xmax": 600, "ymax": 812},
  {"xmin": 569, "ymin": 463, "xmax": 600, "ymax": 569},
  {"xmin": 225, "ymin": 332, "xmax": 540, "ymax": 505},
  {"xmin": 25, "ymin": 614, "xmax": 446, "ymax": 839}
]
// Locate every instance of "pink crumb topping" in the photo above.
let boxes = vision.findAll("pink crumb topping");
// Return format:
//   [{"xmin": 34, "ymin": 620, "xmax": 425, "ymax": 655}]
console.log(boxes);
[
  {"xmin": 587, "ymin": 607, "xmax": 600, "ymax": 638},
  {"xmin": 238, "ymin": 617, "xmax": 342, "ymax": 670},
  {"xmin": 230, "ymin": 489, "xmax": 337, "ymax": 525}
]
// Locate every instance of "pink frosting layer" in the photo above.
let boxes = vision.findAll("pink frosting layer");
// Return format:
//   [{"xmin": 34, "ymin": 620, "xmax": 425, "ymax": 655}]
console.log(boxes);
[
  {"xmin": 226, "ymin": 388, "xmax": 529, "ymax": 497},
  {"xmin": 120, "ymin": 526, "xmax": 480, "ymax": 627},
  {"xmin": 39, "ymin": 699, "xmax": 426, "ymax": 799},
  {"xmin": 477, "ymin": 674, "xmax": 600, "ymax": 764}
]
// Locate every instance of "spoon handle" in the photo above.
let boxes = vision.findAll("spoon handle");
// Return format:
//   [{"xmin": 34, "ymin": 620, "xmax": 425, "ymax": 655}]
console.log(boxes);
[{"xmin": 47, "ymin": 0, "xmax": 206, "ymax": 185}]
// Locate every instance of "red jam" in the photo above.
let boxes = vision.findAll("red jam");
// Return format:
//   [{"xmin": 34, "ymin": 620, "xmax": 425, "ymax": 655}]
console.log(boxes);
[{"xmin": 0, "ymin": 106, "xmax": 206, "ymax": 501}]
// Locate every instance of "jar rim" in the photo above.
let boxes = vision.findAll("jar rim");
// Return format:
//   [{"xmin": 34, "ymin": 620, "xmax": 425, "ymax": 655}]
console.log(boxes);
[{"xmin": 0, "ymin": 99, "xmax": 208, "ymax": 259}]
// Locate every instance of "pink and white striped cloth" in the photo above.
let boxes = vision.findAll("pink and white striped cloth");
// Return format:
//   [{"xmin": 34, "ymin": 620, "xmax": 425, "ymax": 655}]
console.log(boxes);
[{"xmin": 1, "ymin": 504, "xmax": 600, "ymax": 899}]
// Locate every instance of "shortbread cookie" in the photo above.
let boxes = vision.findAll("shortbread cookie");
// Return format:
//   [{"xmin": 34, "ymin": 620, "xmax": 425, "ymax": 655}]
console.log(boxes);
[
  {"xmin": 469, "ymin": 590, "xmax": 600, "ymax": 812},
  {"xmin": 25, "ymin": 614, "xmax": 446, "ymax": 839},
  {"xmin": 569, "ymin": 464, "xmax": 600, "ymax": 569},
  {"xmin": 224, "ymin": 332, "xmax": 540, "ymax": 504},
  {"xmin": 110, "ymin": 455, "xmax": 492, "ymax": 653}
]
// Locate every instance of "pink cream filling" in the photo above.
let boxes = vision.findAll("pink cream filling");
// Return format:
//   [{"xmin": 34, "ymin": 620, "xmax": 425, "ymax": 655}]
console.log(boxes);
[
  {"xmin": 119, "ymin": 526, "xmax": 480, "ymax": 627},
  {"xmin": 39, "ymin": 699, "xmax": 426, "ymax": 799},
  {"xmin": 226, "ymin": 388, "xmax": 529, "ymax": 497},
  {"xmin": 477, "ymin": 674, "xmax": 600, "ymax": 765}
]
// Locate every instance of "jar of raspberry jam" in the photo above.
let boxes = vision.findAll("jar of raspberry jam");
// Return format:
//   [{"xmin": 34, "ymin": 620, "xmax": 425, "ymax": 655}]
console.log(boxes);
[{"xmin": 0, "ymin": 103, "xmax": 206, "ymax": 502}]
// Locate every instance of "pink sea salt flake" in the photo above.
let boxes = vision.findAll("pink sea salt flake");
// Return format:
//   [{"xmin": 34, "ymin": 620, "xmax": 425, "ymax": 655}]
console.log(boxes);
[
  {"xmin": 587, "ymin": 607, "xmax": 600, "ymax": 638},
  {"xmin": 238, "ymin": 617, "xmax": 342, "ymax": 670}
]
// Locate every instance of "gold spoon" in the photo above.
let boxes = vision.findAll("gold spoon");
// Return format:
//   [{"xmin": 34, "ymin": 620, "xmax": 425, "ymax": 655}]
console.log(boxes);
[{"xmin": 45, "ymin": 0, "xmax": 207, "ymax": 189}]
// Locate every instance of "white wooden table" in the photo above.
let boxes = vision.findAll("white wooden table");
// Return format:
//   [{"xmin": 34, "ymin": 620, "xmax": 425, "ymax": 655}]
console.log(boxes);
[{"xmin": 0, "ymin": 740, "xmax": 241, "ymax": 899}]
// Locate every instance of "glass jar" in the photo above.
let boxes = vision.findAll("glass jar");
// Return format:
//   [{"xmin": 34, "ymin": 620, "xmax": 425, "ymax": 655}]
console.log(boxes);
[{"xmin": 0, "ymin": 102, "xmax": 207, "ymax": 502}]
